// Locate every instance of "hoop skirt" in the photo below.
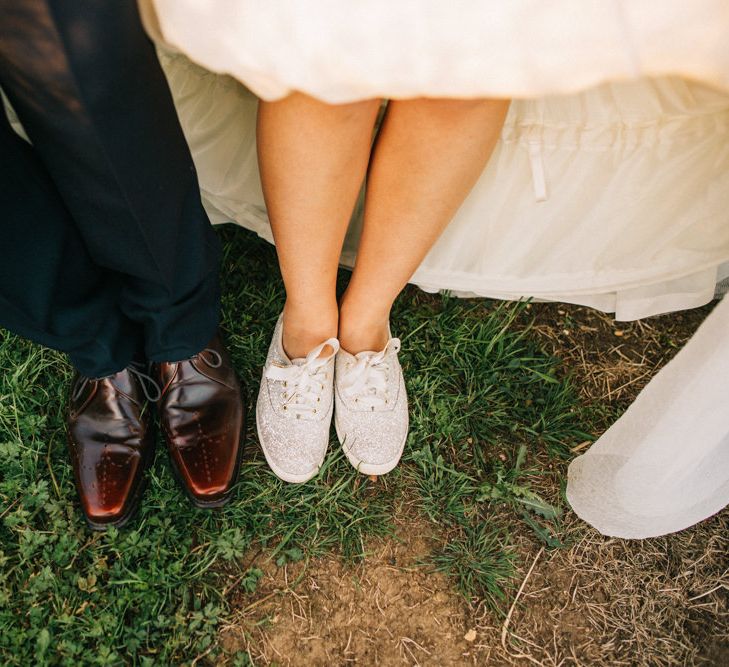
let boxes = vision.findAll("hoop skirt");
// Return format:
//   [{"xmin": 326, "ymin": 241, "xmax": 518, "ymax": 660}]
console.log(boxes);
[{"xmin": 141, "ymin": 0, "xmax": 729, "ymax": 537}]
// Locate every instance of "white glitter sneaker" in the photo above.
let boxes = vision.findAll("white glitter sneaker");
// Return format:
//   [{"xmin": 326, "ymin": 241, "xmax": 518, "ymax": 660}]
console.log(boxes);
[
  {"xmin": 334, "ymin": 334, "xmax": 409, "ymax": 475},
  {"xmin": 256, "ymin": 315, "xmax": 339, "ymax": 483}
]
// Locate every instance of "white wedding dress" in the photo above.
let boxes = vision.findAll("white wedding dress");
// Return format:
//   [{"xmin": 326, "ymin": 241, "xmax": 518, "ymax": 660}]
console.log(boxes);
[{"xmin": 142, "ymin": 0, "xmax": 729, "ymax": 538}]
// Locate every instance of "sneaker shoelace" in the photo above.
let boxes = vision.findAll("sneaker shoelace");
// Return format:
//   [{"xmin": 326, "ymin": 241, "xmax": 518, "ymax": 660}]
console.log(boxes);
[
  {"xmin": 340, "ymin": 338, "xmax": 401, "ymax": 411},
  {"xmin": 265, "ymin": 338, "xmax": 339, "ymax": 418}
]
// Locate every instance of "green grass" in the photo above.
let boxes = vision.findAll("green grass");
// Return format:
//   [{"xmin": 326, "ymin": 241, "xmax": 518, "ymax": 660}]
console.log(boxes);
[{"xmin": 0, "ymin": 226, "xmax": 591, "ymax": 665}]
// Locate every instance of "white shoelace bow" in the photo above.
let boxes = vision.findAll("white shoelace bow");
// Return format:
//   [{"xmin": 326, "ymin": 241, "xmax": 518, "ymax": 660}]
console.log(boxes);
[
  {"xmin": 340, "ymin": 338, "xmax": 401, "ymax": 411},
  {"xmin": 265, "ymin": 338, "xmax": 339, "ymax": 417}
]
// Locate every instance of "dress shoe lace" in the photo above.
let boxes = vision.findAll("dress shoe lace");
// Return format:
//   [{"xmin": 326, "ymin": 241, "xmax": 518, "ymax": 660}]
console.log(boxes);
[
  {"xmin": 265, "ymin": 338, "xmax": 339, "ymax": 418},
  {"xmin": 340, "ymin": 339, "xmax": 401, "ymax": 411},
  {"xmin": 72, "ymin": 364, "xmax": 161, "ymax": 403},
  {"xmin": 129, "ymin": 363, "xmax": 162, "ymax": 402},
  {"xmin": 195, "ymin": 347, "xmax": 223, "ymax": 368}
]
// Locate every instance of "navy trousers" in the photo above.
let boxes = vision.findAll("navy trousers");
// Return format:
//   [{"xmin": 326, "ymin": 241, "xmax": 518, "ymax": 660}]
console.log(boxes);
[{"xmin": 0, "ymin": 0, "xmax": 221, "ymax": 376}]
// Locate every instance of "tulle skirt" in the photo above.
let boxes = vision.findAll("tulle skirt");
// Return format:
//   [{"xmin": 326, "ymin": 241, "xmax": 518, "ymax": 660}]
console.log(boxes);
[
  {"xmin": 567, "ymin": 295, "xmax": 729, "ymax": 538},
  {"xmin": 147, "ymin": 0, "xmax": 729, "ymax": 102}
]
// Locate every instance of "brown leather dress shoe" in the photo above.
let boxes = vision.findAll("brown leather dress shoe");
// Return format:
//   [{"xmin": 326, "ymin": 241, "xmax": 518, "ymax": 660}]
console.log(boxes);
[
  {"xmin": 67, "ymin": 367, "xmax": 156, "ymax": 530},
  {"xmin": 155, "ymin": 333, "xmax": 245, "ymax": 508}
]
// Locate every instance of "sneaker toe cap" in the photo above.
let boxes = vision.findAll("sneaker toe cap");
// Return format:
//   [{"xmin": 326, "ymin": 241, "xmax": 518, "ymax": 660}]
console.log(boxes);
[
  {"xmin": 340, "ymin": 412, "xmax": 408, "ymax": 466},
  {"xmin": 258, "ymin": 417, "xmax": 329, "ymax": 479}
]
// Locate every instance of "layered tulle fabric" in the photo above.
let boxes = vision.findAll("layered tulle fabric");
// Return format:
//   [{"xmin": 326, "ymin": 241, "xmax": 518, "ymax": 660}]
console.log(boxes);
[
  {"xmin": 148, "ymin": 0, "xmax": 729, "ymax": 102},
  {"xmin": 156, "ymin": 49, "xmax": 729, "ymax": 321},
  {"xmin": 567, "ymin": 295, "xmax": 729, "ymax": 538}
]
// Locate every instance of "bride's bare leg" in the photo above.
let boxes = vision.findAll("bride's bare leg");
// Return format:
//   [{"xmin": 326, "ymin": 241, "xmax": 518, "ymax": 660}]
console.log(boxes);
[
  {"xmin": 338, "ymin": 97, "xmax": 510, "ymax": 352},
  {"xmin": 257, "ymin": 93, "xmax": 381, "ymax": 357}
]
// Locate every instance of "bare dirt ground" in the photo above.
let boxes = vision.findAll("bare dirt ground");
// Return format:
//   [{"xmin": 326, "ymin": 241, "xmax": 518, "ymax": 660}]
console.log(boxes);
[
  {"xmin": 219, "ymin": 302, "xmax": 728, "ymax": 666},
  {"xmin": 221, "ymin": 519, "xmax": 474, "ymax": 665}
]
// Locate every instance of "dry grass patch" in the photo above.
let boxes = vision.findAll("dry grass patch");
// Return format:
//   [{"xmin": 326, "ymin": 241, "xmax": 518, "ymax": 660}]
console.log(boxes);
[
  {"xmin": 523, "ymin": 302, "xmax": 715, "ymax": 425},
  {"xmin": 477, "ymin": 511, "xmax": 729, "ymax": 666},
  {"xmin": 219, "ymin": 508, "xmax": 728, "ymax": 665}
]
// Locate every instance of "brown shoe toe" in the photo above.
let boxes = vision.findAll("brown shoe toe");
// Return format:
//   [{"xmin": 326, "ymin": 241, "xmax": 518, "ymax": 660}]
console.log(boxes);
[
  {"xmin": 67, "ymin": 369, "xmax": 154, "ymax": 529},
  {"xmin": 156, "ymin": 333, "xmax": 245, "ymax": 507},
  {"xmin": 75, "ymin": 445, "xmax": 143, "ymax": 524}
]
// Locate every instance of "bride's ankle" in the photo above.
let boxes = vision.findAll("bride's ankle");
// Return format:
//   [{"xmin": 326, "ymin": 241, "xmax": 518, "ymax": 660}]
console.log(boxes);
[
  {"xmin": 281, "ymin": 302, "xmax": 338, "ymax": 359},
  {"xmin": 338, "ymin": 303, "xmax": 390, "ymax": 354}
]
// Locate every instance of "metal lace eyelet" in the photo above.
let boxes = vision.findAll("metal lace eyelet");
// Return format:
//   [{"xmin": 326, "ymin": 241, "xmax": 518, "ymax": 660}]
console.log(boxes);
[
  {"xmin": 296, "ymin": 413, "xmax": 301, "ymax": 420},
  {"xmin": 282, "ymin": 405, "xmax": 287, "ymax": 411}
]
